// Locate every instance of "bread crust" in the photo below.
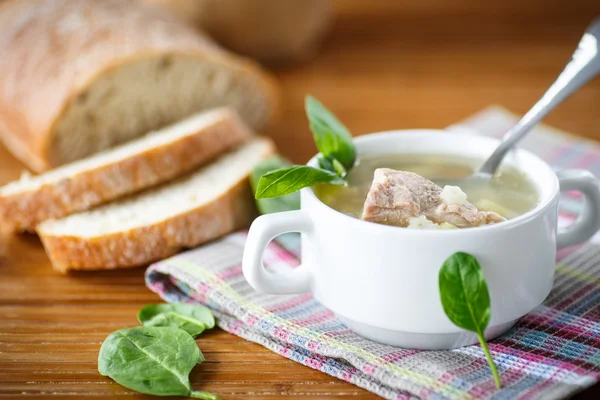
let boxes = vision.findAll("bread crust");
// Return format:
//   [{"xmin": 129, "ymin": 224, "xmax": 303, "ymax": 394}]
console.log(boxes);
[
  {"xmin": 36, "ymin": 139, "xmax": 276, "ymax": 272},
  {"xmin": 0, "ymin": 109, "xmax": 251, "ymax": 232},
  {"xmin": 38, "ymin": 179, "xmax": 256, "ymax": 272},
  {"xmin": 0, "ymin": 0, "xmax": 279, "ymax": 171}
]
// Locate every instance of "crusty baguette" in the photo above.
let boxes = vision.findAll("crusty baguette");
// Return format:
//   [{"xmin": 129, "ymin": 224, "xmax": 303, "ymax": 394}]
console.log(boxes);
[
  {"xmin": 37, "ymin": 137, "xmax": 275, "ymax": 272},
  {"xmin": 0, "ymin": 108, "xmax": 252, "ymax": 232},
  {"xmin": 0, "ymin": 0, "xmax": 279, "ymax": 172}
]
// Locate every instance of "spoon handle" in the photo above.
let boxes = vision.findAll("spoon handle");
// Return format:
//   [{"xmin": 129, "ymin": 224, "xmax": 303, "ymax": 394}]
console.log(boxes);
[{"xmin": 478, "ymin": 17, "xmax": 600, "ymax": 176}]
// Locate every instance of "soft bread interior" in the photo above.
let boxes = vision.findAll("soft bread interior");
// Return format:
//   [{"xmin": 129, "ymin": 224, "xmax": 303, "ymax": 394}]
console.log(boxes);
[
  {"xmin": 49, "ymin": 54, "xmax": 274, "ymax": 166},
  {"xmin": 0, "ymin": 108, "xmax": 234, "ymax": 196},
  {"xmin": 38, "ymin": 137, "xmax": 274, "ymax": 237}
]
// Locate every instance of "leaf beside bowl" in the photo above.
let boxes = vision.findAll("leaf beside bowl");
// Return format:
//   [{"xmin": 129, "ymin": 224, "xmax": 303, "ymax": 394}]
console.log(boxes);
[{"xmin": 439, "ymin": 252, "xmax": 502, "ymax": 388}]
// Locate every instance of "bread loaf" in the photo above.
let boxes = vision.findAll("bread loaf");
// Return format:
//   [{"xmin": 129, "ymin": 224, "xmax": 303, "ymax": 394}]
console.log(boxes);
[
  {"xmin": 37, "ymin": 137, "xmax": 275, "ymax": 272},
  {"xmin": 0, "ymin": 0, "xmax": 278, "ymax": 172},
  {"xmin": 0, "ymin": 108, "xmax": 251, "ymax": 232}
]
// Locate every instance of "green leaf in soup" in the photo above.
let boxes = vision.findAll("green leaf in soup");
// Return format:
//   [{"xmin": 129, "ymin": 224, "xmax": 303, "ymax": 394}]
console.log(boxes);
[
  {"xmin": 331, "ymin": 158, "xmax": 347, "ymax": 178},
  {"xmin": 138, "ymin": 303, "xmax": 215, "ymax": 338},
  {"xmin": 317, "ymin": 155, "xmax": 335, "ymax": 171},
  {"xmin": 98, "ymin": 326, "xmax": 219, "ymax": 399},
  {"xmin": 250, "ymin": 156, "xmax": 300, "ymax": 214},
  {"xmin": 255, "ymin": 166, "xmax": 345, "ymax": 199},
  {"xmin": 317, "ymin": 156, "xmax": 347, "ymax": 178},
  {"xmin": 305, "ymin": 96, "xmax": 356, "ymax": 170},
  {"xmin": 438, "ymin": 252, "xmax": 502, "ymax": 388}
]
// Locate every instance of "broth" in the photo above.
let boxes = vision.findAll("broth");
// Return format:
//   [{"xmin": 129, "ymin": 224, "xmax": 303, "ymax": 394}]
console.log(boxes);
[{"xmin": 313, "ymin": 154, "xmax": 539, "ymax": 221}]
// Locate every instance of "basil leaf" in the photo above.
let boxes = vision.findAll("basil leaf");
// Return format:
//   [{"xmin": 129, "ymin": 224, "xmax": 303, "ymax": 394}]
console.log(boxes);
[
  {"xmin": 305, "ymin": 96, "xmax": 356, "ymax": 170},
  {"xmin": 251, "ymin": 96, "xmax": 355, "ymax": 200},
  {"xmin": 317, "ymin": 156, "xmax": 334, "ymax": 171},
  {"xmin": 138, "ymin": 303, "xmax": 215, "ymax": 338},
  {"xmin": 98, "ymin": 327, "xmax": 219, "ymax": 399},
  {"xmin": 439, "ymin": 252, "xmax": 502, "ymax": 388},
  {"xmin": 317, "ymin": 156, "xmax": 347, "ymax": 178},
  {"xmin": 250, "ymin": 156, "xmax": 300, "ymax": 214},
  {"xmin": 255, "ymin": 166, "xmax": 345, "ymax": 199},
  {"xmin": 331, "ymin": 158, "xmax": 347, "ymax": 178}
]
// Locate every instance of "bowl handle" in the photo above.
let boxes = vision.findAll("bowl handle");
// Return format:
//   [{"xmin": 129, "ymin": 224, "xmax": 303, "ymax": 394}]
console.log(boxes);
[
  {"xmin": 556, "ymin": 169, "xmax": 600, "ymax": 249},
  {"xmin": 242, "ymin": 210, "xmax": 314, "ymax": 294}
]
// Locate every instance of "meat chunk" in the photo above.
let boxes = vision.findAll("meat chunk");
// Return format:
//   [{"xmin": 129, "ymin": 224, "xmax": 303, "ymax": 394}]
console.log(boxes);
[{"xmin": 361, "ymin": 169, "xmax": 505, "ymax": 228}]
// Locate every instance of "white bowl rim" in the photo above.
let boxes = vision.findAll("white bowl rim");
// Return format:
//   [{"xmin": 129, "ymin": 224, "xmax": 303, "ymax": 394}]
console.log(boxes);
[{"xmin": 302, "ymin": 129, "xmax": 561, "ymax": 236}]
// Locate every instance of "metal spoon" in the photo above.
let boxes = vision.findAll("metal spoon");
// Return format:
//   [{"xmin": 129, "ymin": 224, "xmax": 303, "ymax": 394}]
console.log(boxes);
[{"xmin": 473, "ymin": 17, "xmax": 600, "ymax": 181}]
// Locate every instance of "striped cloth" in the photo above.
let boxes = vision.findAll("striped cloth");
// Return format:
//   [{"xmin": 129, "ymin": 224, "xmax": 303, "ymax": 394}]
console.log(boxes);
[{"xmin": 146, "ymin": 107, "xmax": 600, "ymax": 400}]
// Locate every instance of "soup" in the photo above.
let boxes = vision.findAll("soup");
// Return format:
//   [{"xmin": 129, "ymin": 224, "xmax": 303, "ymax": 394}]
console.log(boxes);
[{"xmin": 313, "ymin": 154, "xmax": 539, "ymax": 223}]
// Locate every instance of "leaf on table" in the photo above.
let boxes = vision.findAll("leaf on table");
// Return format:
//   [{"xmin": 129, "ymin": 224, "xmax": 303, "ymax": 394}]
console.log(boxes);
[
  {"xmin": 138, "ymin": 303, "xmax": 215, "ymax": 338},
  {"xmin": 98, "ymin": 326, "xmax": 202, "ymax": 397},
  {"xmin": 143, "ymin": 312, "xmax": 207, "ymax": 338}
]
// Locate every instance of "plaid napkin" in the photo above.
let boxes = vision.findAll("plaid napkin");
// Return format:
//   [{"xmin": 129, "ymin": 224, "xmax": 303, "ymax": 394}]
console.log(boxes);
[{"xmin": 146, "ymin": 107, "xmax": 600, "ymax": 400}]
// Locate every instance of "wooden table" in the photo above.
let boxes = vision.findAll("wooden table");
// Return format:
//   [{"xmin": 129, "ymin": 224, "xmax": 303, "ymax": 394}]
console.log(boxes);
[{"xmin": 1, "ymin": 1, "xmax": 600, "ymax": 398}]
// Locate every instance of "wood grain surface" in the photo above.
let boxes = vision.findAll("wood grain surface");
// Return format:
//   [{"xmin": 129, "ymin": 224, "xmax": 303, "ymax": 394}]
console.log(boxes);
[{"xmin": 1, "ymin": 1, "xmax": 600, "ymax": 399}]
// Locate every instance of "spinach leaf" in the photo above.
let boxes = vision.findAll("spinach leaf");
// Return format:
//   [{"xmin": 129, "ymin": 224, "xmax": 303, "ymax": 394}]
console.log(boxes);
[
  {"xmin": 138, "ymin": 303, "xmax": 215, "ymax": 338},
  {"xmin": 438, "ymin": 252, "xmax": 502, "ymax": 388},
  {"xmin": 142, "ymin": 313, "xmax": 208, "ymax": 338},
  {"xmin": 305, "ymin": 96, "xmax": 356, "ymax": 170},
  {"xmin": 98, "ymin": 326, "xmax": 219, "ymax": 399},
  {"xmin": 255, "ymin": 166, "xmax": 345, "ymax": 199},
  {"xmin": 250, "ymin": 156, "xmax": 301, "ymax": 214}
]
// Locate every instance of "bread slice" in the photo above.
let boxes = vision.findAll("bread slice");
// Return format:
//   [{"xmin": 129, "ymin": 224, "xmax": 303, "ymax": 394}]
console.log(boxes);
[
  {"xmin": 37, "ymin": 137, "xmax": 275, "ymax": 272},
  {"xmin": 0, "ymin": 0, "xmax": 279, "ymax": 172},
  {"xmin": 0, "ymin": 108, "xmax": 252, "ymax": 232}
]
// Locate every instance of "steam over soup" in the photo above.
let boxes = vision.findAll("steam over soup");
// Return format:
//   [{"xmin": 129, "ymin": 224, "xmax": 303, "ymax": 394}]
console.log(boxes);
[{"xmin": 313, "ymin": 154, "xmax": 539, "ymax": 228}]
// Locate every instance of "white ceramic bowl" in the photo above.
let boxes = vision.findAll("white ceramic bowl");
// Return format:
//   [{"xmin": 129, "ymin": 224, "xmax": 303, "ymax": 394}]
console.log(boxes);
[{"xmin": 242, "ymin": 130, "xmax": 600, "ymax": 350}]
